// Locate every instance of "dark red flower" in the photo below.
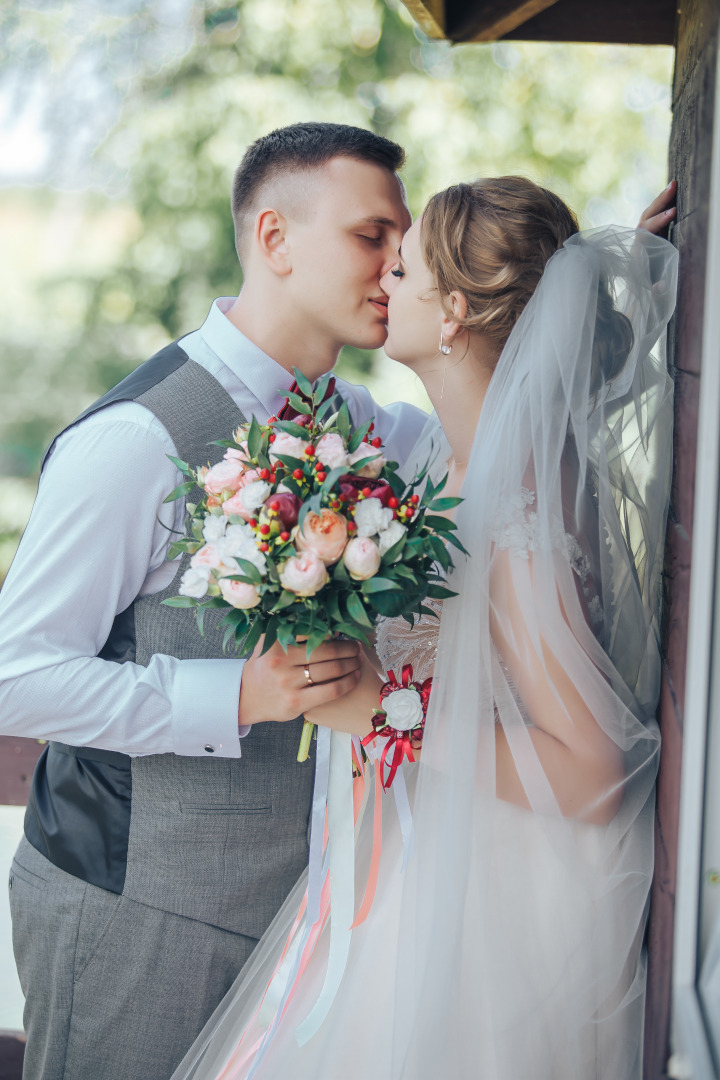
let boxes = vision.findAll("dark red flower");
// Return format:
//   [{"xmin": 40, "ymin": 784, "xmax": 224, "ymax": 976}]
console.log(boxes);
[{"xmin": 265, "ymin": 492, "xmax": 302, "ymax": 529}]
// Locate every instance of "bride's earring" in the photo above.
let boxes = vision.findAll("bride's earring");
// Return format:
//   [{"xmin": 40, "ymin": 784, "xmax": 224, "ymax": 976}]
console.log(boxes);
[{"xmin": 439, "ymin": 334, "xmax": 452, "ymax": 400}]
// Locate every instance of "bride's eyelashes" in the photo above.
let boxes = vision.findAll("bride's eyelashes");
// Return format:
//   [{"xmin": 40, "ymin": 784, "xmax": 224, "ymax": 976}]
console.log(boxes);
[{"xmin": 391, "ymin": 268, "xmax": 405, "ymax": 278}]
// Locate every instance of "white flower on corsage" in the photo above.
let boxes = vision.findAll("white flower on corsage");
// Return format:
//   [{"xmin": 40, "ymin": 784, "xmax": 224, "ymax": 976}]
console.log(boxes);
[
  {"xmin": 218, "ymin": 528, "xmax": 267, "ymax": 574},
  {"xmin": 202, "ymin": 514, "xmax": 228, "ymax": 542},
  {"xmin": 382, "ymin": 688, "xmax": 424, "ymax": 731},
  {"xmin": 238, "ymin": 480, "xmax": 272, "ymax": 513},
  {"xmin": 377, "ymin": 519, "xmax": 406, "ymax": 555},
  {"xmin": 353, "ymin": 497, "xmax": 393, "ymax": 538}
]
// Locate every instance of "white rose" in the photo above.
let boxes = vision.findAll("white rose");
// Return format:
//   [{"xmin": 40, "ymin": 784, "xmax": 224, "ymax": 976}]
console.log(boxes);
[
  {"xmin": 377, "ymin": 519, "xmax": 406, "ymax": 556},
  {"xmin": 218, "ymin": 531, "xmax": 266, "ymax": 574},
  {"xmin": 347, "ymin": 443, "xmax": 385, "ymax": 479},
  {"xmin": 178, "ymin": 566, "xmax": 210, "ymax": 598},
  {"xmin": 269, "ymin": 432, "xmax": 307, "ymax": 463},
  {"xmin": 202, "ymin": 514, "xmax": 227, "ymax": 542},
  {"xmin": 315, "ymin": 432, "xmax": 349, "ymax": 470},
  {"xmin": 239, "ymin": 480, "xmax": 272, "ymax": 512},
  {"xmin": 383, "ymin": 688, "xmax": 424, "ymax": 731},
  {"xmin": 353, "ymin": 497, "xmax": 393, "ymax": 538}
]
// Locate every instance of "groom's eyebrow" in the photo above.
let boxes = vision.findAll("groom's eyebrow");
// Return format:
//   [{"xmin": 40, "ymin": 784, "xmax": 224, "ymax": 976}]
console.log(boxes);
[{"xmin": 354, "ymin": 215, "xmax": 399, "ymax": 228}]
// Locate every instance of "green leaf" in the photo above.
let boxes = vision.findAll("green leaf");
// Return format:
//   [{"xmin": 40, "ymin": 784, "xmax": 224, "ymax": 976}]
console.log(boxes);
[
  {"xmin": 347, "ymin": 422, "xmax": 372, "ymax": 454},
  {"xmin": 444, "ymin": 531, "xmax": 469, "ymax": 555},
  {"xmin": 427, "ymin": 496, "xmax": 463, "ymax": 512},
  {"xmin": 163, "ymin": 480, "xmax": 195, "ymax": 503},
  {"xmin": 417, "ymin": 603, "xmax": 441, "ymax": 619},
  {"xmin": 247, "ymin": 416, "xmax": 262, "ymax": 460},
  {"xmin": 306, "ymin": 624, "xmax": 330, "ymax": 658},
  {"xmin": 366, "ymin": 590, "xmax": 408, "ymax": 618},
  {"xmin": 423, "ymin": 514, "xmax": 455, "ymax": 532},
  {"xmin": 324, "ymin": 589, "xmax": 342, "ymax": 624},
  {"xmin": 297, "ymin": 492, "xmax": 321, "ymax": 532},
  {"xmin": 360, "ymin": 576, "xmax": 402, "ymax": 594},
  {"xmin": 320, "ymin": 465, "xmax": 349, "ymax": 497},
  {"xmin": 168, "ymin": 539, "xmax": 203, "ymax": 560},
  {"xmin": 236, "ymin": 558, "xmax": 263, "ymax": 584},
  {"xmin": 384, "ymin": 469, "xmax": 406, "ymax": 497},
  {"xmin": 332, "ymin": 557, "xmax": 350, "ymax": 584},
  {"xmin": 273, "ymin": 589, "xmax": 297, "ymax": 611},
  {"xmin": 292, "ymin": 367, "xmax": 314, "ymax": 398},
  {"xmin": 335, "ymin": 401, "xmax": 351, "ymax": 442},
  {"xmin": 282, "ymin": 391, "xmax": 313, "ymax": 416},
  {"xmin": 426, "ymin": 584, "xmax": 458, "ymax": 600},
  {"xmin": 392, "ymin": 563, "xmax": 419, "ymax": 584},
  {"xmin": 261, "ymin": 617, "xmax": 279, "ymax": 654},
  {"xmin": 312, "ymin": 372, "xmax": 332, "ymax": 405},
  {"xmin": 316, "ymin": 399, "xmax": 336, "ymax": 424},
  {"xmin": 167, "ymin": 454, "xmax": 193, "ymax": 476},
  {"xmin": 239, "ymin": 618, "xmax": 263, "ymax": 657},
  {"xmin": 162, "ymin": 596, "xmax": 198, "ymax": 608},
  {"xmin": 346, "ymin": 590, "xmax": 374, "ymax": 628},
  {"xmin": 273, "ymin": 420, "xmax": 311, "ymax": 439}
]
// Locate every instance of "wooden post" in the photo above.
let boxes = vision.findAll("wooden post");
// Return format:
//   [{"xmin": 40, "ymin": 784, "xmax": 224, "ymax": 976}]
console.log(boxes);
[{"xmin": 644, "ymin": 2, "xmax": 720, "ymax": 1075}]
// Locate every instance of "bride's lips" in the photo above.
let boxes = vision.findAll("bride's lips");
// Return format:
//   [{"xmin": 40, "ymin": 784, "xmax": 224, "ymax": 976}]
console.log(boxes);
[{"xmin": 368, "ymin": 296, "xmax": 389, "ymax": 318}]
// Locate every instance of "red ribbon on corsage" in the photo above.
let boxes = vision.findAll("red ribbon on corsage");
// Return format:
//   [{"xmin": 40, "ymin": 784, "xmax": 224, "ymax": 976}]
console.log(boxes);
[{"xmin": 361, "ymin": 664, "xmax": 433, "ymax": 790}]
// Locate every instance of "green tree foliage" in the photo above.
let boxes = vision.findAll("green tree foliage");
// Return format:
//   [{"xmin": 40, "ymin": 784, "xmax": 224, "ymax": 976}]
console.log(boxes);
[{"xmin": 0, "ymin": 0, "xmax": 672, "ymax": 483}]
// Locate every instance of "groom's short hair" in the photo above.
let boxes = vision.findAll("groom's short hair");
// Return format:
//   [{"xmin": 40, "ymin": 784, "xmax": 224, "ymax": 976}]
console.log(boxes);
[{"xmin": 231, "ymin": 122, "xmax": 405, "ymax": 260}]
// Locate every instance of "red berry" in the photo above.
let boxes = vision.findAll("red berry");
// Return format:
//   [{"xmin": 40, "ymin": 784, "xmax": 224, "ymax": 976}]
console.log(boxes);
[
  {"xmin": 269, "ymin": 434, "xmax": 276, "ymax": 443},
  {"xmin": 316, "ymin": 472, "xmax": 327, "ymax": 483},
  {"xmin": 315, "ymin": 459, "xmax": 324, "ymax": 469},
  {"xmin": 347, "ymin": 521, "xmax": 357, "ymax": 532},
  {"xmin": 362, "ymin": 486, "xmax": 372, "ymax": 498},
  {"xmin": 388, "ymin": 496, "xmax": 399, "ymax": 509},
  {"xmin": 259, "ymin": 468, "xmax": 270, "ymax": 480},
  {"xmin": 268, "ymin": 415, "xmax": 277, "ymax": 424},
  {"xmin": 405, "ymin": 507, "xmax": 414, "ymax": 519},
  {"xmin": 369, "ymin": 422, "xmax": 375, "ymax": 432},
  {"xmin": 259, "ymin": 542, "xmax": 269, "ymax": 552},
  {"xmin": 293, "ymin": 468, "xmax": 304, "ymax": 480},
  {"xmin": 269, "ymin": 500, "xmax": 279, "ymax": 512},
  {"xmin": 410, "ymin": 494, "xmax": 420, "ymax": 505},
  {"xmin": 249, "ymin": 518, "xmax": 258, "ymax": 528},
  {"xmin": 362, "ymin": 435, "xmax": 369, "ymax": 442},
  {"xmin": 259, "ymin": 524, "xmax": 270, "ymax": 536},
  {"xmin": 280, "ymin": 531, "xmax": 290, "ymax": 542},
  {"xmin": 392, "ymin": 510, "xmax": 398, "ymax": 519},
  {"xmin": 338, "ymin": 494, "xmax": 347, "ymax": 503},
  {"xmin": 371, "ymin": 436, "xmax": 382, "ymax": 448},
  {"xmin": 305, "ymin": 445, "xmax": 315, "ymax": 456}
]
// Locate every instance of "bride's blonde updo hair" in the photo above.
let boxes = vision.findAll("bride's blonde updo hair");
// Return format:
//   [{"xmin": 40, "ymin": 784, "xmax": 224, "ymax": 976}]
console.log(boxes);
[{"xmin": 421, "ymin": 176, "xmax": 633, "ymax": 387}]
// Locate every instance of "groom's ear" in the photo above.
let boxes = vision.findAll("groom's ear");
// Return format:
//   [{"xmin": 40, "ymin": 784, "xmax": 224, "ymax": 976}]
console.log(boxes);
[
  {"xmin": 442, "ymin": 290, "xmax": 468, "ymax": 342},
  {"xmin": 254, "ymin": 208, "xmax": 292, "ymax": 277}
]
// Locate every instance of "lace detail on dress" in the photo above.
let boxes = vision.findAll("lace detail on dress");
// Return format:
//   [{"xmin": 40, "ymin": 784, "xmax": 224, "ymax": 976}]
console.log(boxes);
[
  {"xmin": 493, "ymin": 487, "xmax": 604, "ymax": 631},
  {"xmin": 375, "ymin": 598, "xmax": 443, "ymax": 684}
]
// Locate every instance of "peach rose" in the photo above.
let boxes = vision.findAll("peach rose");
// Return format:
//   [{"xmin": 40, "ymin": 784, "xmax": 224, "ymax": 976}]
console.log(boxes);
[
  {"xmin": 295, "ymin": 509, "xmax": 348, "ymax": 565},
  {"xmin": 190, "ymin": 543, "xmax": 223, "ymax": 571},
  {"xmin": 343, "ymin": 536, "xmax": 382, "ymax": 580},
  {"xmin": 204, "ymin": 458, "xmax": 247, "ymax": 495},
  {"xmin": 221, "ymin": 470, "xmax": 263, "ymax": 519},
  {"xmin": 219, "ymin": 577, "xmax": 261, "ymax": 609},
  {"xmin": 279, "ymin": 550, "xmax": 330, "ymax": 597}
]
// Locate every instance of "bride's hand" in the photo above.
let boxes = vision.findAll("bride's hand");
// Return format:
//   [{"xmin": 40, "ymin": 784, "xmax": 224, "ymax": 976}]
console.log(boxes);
[
  {"xmin": 304, "ymin": 651, "xmax": 381, "ymax": 738},
  {"xmin": 637, "ymin": 180, "xmax": 676, "ymax": 236}
]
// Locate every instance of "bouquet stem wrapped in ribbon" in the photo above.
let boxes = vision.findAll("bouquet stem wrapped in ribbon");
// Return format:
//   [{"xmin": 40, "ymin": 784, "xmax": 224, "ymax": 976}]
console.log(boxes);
[{"xmin": 162, "ymin": 368, "xmax": 465, "ymax": 760}]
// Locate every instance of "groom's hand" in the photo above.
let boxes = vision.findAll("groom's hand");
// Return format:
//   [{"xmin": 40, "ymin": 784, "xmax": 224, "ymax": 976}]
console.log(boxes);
[{"xmin": 237, "ymin": 638, "xmax": 362, "ymax": 728}]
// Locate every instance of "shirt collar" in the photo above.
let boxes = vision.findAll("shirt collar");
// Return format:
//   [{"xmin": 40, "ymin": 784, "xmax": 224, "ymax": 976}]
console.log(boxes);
[{"xmin": 200, "ymin": 298, "xmax": 296, "ymax": 416}]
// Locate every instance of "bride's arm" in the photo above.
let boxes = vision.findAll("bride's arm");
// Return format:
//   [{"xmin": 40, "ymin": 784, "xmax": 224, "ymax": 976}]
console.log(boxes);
[
  {"xmin": 489, "ymin": 550, "xmax": 624, "ymax": 825},
  {"xmin": 303, "ymin": 651, "xmax": 381, "ymax": 738}
]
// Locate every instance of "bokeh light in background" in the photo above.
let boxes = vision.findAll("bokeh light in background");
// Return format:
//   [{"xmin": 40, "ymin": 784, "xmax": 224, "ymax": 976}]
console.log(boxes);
[{"xmin": 0, "ymin": 0, "xmax": 673, "ymax": 579}]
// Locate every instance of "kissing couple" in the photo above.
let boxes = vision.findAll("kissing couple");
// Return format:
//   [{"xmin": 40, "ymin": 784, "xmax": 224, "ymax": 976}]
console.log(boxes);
[{"xmin": 2, "ymin": 122, "xmax": 678, "ymax": 1080}]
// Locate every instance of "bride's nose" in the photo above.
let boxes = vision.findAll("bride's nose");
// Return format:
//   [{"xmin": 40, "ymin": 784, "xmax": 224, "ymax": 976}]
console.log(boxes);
[{"xmin": 379, "ymin": 265, "xmax": 398, "ymax": 294}]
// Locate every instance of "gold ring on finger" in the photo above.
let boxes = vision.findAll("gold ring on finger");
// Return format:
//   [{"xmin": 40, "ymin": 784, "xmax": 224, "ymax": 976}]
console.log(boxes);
[{"xmin": 303, "ymin": 664, "xmax": 314, "ymax": 687}]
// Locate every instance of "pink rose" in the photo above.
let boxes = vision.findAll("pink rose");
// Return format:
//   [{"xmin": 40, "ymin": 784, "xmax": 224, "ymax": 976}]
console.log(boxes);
[
  {"xmin": 347, "ymin": 443, "xmax": 385, "ymax": 479},
  {"xmin": 219, "ymin": 577, "xmax": 261, "ymax": 609},
  {"xmin": 190, "ymin": 543, "xmax": 223, "ymax": 571},
  {"xmin": 204, "ymin": 458, "xmax": 247, "ymax": 495},
  {"xmin": 295, "ymin": 509, "xmax": 348, "ymax": 565},
  {"xmin": 279, "ymin": 550, "xmax": 330, "ymax": 597},
  {"xmin": 269, "ymin": 431, "xmax": 307, "ymax": 463},
  {"xmin": 315, "ymin": 433, "xmax": 348, "ymax": 470},
  {"xmin": 221, "ymin": 470, "xmax": 262, "ymax": 519},
  {"xmin": 224, "ymin": 440, "xmax": 250, "ymax": 464},
  {"xmin": 343, "ymin": 536, "xmax": 382, "ymax": 580}
]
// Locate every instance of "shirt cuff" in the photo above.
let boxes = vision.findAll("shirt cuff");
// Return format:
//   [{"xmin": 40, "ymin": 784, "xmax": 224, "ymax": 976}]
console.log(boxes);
[{"xmin": 172, "ymin": 658, "xmax": 246, "ymax": 757}]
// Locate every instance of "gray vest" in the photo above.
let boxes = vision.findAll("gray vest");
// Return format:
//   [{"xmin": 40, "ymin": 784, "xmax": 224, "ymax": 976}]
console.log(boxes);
[{"xmin": 25, "ymin": 345, "xmax": 316, "ymax": 939}]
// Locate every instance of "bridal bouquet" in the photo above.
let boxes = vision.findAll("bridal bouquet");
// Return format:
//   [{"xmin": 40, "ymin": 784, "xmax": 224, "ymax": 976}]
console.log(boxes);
[{"xmin": 163, "ymin": 369, "xmax": 464, "ymax": 757}]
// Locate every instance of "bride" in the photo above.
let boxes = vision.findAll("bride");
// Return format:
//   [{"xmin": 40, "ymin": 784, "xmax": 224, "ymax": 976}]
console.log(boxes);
[{"xmin": 172, "ymin": 177, "xmax": 678, "ymax": 1080}]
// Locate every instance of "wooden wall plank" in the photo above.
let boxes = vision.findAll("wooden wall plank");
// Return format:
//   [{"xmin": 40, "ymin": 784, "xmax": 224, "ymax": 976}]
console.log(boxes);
[{"xmin": 644, "ymin": 5, "xmax": 719, "ymax": 1075}]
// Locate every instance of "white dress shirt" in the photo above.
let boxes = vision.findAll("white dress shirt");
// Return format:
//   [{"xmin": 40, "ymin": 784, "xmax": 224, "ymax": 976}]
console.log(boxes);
[{"xmin": 0, "ymin": 299, "xmax": 427, "ymax": 757}]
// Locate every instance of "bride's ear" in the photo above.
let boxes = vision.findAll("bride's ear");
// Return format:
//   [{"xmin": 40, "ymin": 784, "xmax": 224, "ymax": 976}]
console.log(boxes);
[{"xmin": 441, "ymin": 290, "xmax": 468, "ymax": 343}]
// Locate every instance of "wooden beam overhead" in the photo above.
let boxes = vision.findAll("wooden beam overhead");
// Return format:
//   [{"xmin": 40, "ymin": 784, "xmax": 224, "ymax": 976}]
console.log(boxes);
[{"xmin": 401, "ymin": 0, "xmax": 677, "ymax": 45}]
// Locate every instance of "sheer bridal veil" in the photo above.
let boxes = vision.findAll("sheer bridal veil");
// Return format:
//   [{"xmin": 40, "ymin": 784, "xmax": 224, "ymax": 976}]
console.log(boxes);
[
  {"xmin": 172, "ymin": 225, "xmax": 677, "ymax": 1080},
  {"xmin": 391, "ymin": 225, "xmax": 678, "ymax": 1079}
]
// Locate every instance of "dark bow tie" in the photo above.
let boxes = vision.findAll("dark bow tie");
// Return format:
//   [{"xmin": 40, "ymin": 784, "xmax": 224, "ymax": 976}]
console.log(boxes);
[{"xmin": 277, "ymin": 376, "xmax": 336, "ymax": 421}]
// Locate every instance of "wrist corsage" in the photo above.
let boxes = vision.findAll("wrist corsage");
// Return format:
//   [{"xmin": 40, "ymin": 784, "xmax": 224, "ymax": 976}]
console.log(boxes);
[{"xmin": 361, "ymin": 664, "xmax": 432, "ymax": 790}]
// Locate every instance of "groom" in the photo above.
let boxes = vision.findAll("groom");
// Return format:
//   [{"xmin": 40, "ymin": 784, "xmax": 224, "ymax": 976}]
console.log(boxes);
[{"xmin": 1, "ymin": 123, "xmax": 427, "ymax": 1079}]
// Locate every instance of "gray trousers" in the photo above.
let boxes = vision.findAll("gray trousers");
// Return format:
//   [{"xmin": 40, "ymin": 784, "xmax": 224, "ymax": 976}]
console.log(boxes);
[{"xmin": 9, "ymin": 836, "xmax": 258, "ymax": 1080}]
